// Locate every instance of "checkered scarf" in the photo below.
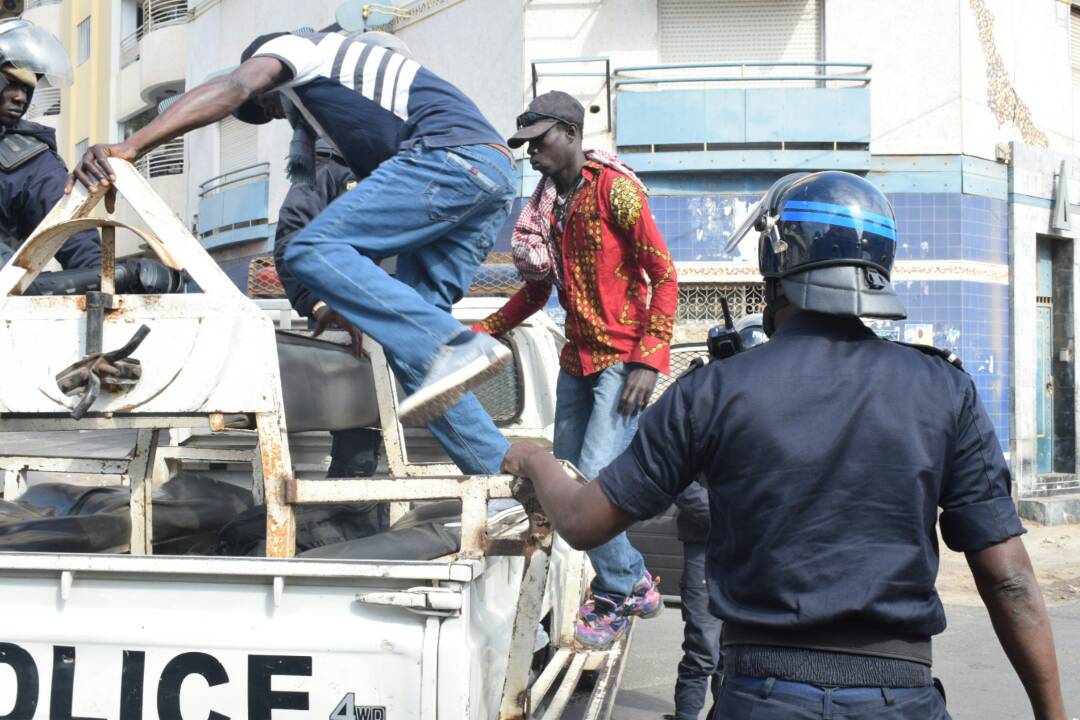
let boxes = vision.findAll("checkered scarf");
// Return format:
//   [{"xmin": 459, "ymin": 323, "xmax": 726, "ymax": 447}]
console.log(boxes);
[{"xmin": 511, "ymin": 150, "xmax": 646, "ymax": 287}]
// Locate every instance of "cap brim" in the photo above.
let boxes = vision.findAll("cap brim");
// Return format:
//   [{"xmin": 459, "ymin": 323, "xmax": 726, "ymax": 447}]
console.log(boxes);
[
  {"xmin": 508, "ymin": 118, "xmax": 558, "ymax": 149},
  {"xmin": 781, "ymin": 266, "xmax": 907, "ymax": 320},
  {"xmin": 232, "ymin": 99, "xmax": 273, "ymax": 125}
]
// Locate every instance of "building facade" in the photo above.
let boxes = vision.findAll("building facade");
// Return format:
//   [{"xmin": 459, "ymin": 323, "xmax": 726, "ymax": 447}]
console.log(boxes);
[{"xmin": 30, "ymin": 0, "xmax": 1080, "ymax": 510}]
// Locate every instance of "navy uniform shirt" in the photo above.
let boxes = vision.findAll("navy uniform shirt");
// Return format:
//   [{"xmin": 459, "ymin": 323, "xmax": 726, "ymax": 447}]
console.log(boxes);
[
  {"xmin": 0, "ymin": 121, "xmax": 100, "ymax": 269},
  {"xmin": 273, "ymin": 153, "xmax": 356, "ymax": 317},
  {"xmin": 251, "ymin": 33, "xmax": 504, "ymax": 179},
  {"xmin": 598, "ymin": 311, "xmax": 1024, "ymax": 639}
]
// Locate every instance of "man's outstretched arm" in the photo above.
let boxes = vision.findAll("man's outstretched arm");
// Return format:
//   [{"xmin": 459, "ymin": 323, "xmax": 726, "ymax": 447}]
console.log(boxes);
[
  {"xmin": 502, "ymin": 443, "xmax": 635, "ymax": 550},
  {"xmin": 503, "ymin": 371, "xmax": 699, "ymax": 549},
  {"xmin": 66, "ymin": 57, "xmax": 287, "ymax": 198},
  {"xmin": 967, "ymin": 537, "xmax": 1066, "ymax": 720}
]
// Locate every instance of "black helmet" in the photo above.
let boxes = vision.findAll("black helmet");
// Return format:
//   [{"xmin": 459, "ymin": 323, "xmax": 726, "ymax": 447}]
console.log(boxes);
[
  {"xmin": 734, "ymin": 313, "xmax": 768, "ymax": 350},
  {"xmin": 754, "ymin": 171, "xmax": 905, "ymax": 320}
]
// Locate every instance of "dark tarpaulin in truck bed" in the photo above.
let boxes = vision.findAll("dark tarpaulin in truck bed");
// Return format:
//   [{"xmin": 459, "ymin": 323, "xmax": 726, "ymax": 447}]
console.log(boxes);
[{"xmin": 0, "ymin": 473, "xmax": 253, "ymax": 554}]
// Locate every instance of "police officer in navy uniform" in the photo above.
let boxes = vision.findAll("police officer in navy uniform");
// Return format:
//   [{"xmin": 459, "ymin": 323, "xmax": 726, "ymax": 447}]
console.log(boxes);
[
  {"xmin": 0, "ymin": 20, "xmax": 99, "ymax": 269},
  {"xmin": 503, "ymin": 172, "xmax": 1066, "ymax": 719}
]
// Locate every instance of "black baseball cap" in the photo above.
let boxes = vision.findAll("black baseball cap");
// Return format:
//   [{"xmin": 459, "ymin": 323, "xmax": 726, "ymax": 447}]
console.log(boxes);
[{"xmin": 508, "ymin": 91, "xmax": 585, "ymax": 149}]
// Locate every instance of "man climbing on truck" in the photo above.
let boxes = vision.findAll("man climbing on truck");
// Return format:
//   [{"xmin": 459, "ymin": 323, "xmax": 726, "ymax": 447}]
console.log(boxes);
[{"xmin": 67, "ymin": 29, "xmax": 516, "ymax": 477}]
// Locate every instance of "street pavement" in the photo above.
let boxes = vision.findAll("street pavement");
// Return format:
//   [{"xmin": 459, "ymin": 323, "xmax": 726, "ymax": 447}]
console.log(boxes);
[{"xmin": 568, "ymin": 599, "xmax": 1080, "ymax": 719}]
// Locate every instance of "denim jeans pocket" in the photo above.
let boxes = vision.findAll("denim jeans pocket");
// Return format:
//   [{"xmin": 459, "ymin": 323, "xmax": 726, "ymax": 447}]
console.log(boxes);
[{"xmin": 423, "ymin": 150, "xmax": 500, "ymax": 223}]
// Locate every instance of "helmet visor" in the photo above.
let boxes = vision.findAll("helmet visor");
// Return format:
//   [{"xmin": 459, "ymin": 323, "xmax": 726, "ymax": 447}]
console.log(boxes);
[
  {"xmin": 0, "ymin": 20, "xmax": 74, "ymax": 88},
  {"xmin": 760, "ymin": 200, "xmax": 897, "ymax": 277}
]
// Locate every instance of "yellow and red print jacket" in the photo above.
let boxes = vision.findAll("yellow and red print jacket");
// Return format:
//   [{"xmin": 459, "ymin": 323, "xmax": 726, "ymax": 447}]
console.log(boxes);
[{"xmin": 476, "ymin": 161, "xmax": 678, "ymax": 376}]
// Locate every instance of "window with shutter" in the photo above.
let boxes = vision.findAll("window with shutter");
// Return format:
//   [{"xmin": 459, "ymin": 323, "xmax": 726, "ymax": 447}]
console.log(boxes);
[
  {"xmin": 218, "ymin": 116, "xmax": 259, "ymax": 175},
  {"xmin": 76, "ymin": 16, "xmax": 92, "ymax": 66},
  {"xmin": 658, "ymin": 0, "xmax": 822, "ymax": 66}
]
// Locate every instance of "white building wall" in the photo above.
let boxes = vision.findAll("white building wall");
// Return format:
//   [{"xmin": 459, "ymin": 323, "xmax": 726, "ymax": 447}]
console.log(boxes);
[
  {"xmin": 826, "ymin": 0, "xmax": 963, "ymax": 156},
  {"xmin": 397, "ymin": 0, "xmax": 523, "ymax": 141},
  {"xmin": 523, "ymin": 0, "xmax": 658, "ymax": 150},
  {"xmin": 959, "ymin": 0, "xmax": 1073, "ymax": 160}
]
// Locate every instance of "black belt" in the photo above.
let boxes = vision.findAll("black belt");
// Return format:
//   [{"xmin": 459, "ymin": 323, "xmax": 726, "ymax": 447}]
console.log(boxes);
[{"xmin": 722, "ymin": 623, "xmax": 933, "ymax": 688}]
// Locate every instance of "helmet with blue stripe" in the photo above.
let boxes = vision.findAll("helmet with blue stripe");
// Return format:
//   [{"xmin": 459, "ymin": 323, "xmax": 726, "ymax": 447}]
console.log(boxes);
[{"xmin": 755, "ymin": 171, "xmax": 906, "ymax": 320}]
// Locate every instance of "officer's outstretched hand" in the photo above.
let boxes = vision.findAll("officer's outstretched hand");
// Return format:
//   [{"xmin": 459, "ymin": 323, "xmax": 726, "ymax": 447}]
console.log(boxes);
[
  {"xmin": 501, "ymin": 441, "xmax": 548, "ymax": 478},
  {"xmin": 65, "ymin": 142, "xmax": 140, "ymax": 213},
  {"xmin": 619, "ymin": 365, "xmax": 658, "ymax": 417}
]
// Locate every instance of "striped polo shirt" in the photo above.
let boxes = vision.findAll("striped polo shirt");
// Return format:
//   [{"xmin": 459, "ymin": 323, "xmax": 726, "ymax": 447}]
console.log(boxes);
[{"xmin": 252, "ymin": 32, "xmax": 504, "ymax": 177}]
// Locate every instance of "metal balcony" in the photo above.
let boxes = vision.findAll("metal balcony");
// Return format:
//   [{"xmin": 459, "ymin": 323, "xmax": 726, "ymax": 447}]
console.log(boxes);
[
  {"xmin": 197, "ymin": 163, "xmax": 271, "ymax": 251},
  {"xmin": 143, "ymin": 0, "xmax": 189, "ymax": 31},
  {"xmin": 120, "ymin": 0, "xmax": 189, "ymax": 69},
  {"xmin": 134, "ymin": 137, "xmax": 184, "ymax": 179},
  {"xmin": 611, "ymin": 61, "xmax": 872, "ymax": 172}
]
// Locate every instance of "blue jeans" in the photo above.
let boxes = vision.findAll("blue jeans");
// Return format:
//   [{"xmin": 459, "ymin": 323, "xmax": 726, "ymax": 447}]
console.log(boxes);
[
  {"xmin": 553, "ymin": 364, "xmax": 647, "ymax": 602},
  {"xmin": 709, "ymin": 677, "xmax": 950, "ymax": 719},
  {"xmin": 675, "ymin": 542, "xmax": 723, "ymax": 719},
  {"xmin": 286, "ymin": 144, "xmax": 515, "ymax": 474}
]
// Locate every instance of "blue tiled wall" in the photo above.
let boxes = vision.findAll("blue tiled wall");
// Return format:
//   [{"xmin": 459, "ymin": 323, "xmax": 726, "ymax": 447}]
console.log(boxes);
[
  {"xmin": 891, "ymin": 193, "xmax": 1008, "ymax": 264},
  {"xmin": 490, "ymin": 189, "xmax": 1012, "ymax": 445},
  {"xmin": 868, "ymin": 281, "xmax": 1011, "ymax": 448}
]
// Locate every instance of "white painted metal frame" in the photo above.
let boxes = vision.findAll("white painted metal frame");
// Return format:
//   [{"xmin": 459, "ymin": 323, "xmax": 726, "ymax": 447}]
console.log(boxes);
[{"xmin": 0, "ymin": 160, "xmax": 296, "ymax": 557}]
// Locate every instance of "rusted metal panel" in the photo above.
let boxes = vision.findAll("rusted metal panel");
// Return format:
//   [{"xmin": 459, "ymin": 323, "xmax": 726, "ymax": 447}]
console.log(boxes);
[
  {"xmin": 286, "ymin": 475, "xmax": 517, "ymax": 504},
  {"xmin": 258, "ymin": 411, "xmax": 295, "ymax": 559},
  {"xmin": 100, "ymin": 226, "xmax": 115, "ymax": 296},
  {"xmin": 498, "ymin": 479, "xmax": 554, "ymax": 720},
  {"xmin": 127, "ymin": 428, "xmax": 160, "ymax": 555}
]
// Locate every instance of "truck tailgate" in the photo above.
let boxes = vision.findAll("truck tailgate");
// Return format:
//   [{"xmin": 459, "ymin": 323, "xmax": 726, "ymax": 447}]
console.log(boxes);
[{"xmin": 0, "ymin": 553, "xmax": 484, "ymax": 719}]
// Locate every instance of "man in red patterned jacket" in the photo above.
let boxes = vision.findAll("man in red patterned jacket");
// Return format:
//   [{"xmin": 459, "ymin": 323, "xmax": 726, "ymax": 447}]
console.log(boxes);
[{"xmin": 475, "ymin": 91, "xmax": 678, "ymax": 649}]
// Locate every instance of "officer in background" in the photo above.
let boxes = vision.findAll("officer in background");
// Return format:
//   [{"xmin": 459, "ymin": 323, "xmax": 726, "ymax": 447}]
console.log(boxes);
[
  {"xmin": 667, "ymin": 481, "xmax": 720, "ymax": 720},
  {"xmin": 274, "ymin": 142, "xmax": 382, "ymax": 483},
  {"xmin": 502, "ymin": 171, "xmax": 1066, "ymax": 719},
  {"xmin": 665, "ymin": 314, "xmax": 768, "ymax": 720},
  {"xmin": 0, "ymin": 20, "xmax": 99, "ymax": 268}
]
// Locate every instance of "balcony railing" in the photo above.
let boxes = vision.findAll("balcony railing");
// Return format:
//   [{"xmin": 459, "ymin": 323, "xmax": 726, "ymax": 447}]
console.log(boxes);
[
  {"xmin": 120, "ymin": 31, "xmax": 140, "ymax": 68},
  {"xmin": 25, "ymin": 86, "xmax": 60, "ymax": 120},
  {"xmin": 143, "ymin": 0, "xmax": 189, "ymax": 31},
  {"xmin": 531, "ymin": 57, "xmax": 611, "ymax": 131},
  {"xmin": 197, "ymin": 162, "xmax": 271, "ymax": 250},
  {"xmin": 610, "ymin": 61, "xmax": 872, "ymax": 156},
  {"xmin": 120, "ymin": 0, "xmax": 189, "ymax": 68},
  {"xmin": 134, "ymin": 137, "xmax": 184, "ymax": 178},
  {"xmin": 612, "ymin": 61, "xmax": 872, "ymax": 89}
]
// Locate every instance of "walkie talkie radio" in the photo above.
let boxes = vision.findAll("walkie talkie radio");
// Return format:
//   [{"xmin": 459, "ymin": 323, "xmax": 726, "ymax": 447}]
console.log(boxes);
[{"xmin": 706, "ymin": 295, "xmax": 742, "ymax": 360}]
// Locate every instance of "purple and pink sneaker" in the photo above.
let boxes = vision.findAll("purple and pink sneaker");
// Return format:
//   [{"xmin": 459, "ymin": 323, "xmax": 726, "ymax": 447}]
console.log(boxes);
[
  {"xmin": 623, "ymin": 570, "xmax": 664, "ymax": 619},
  {"xmin": 573, "ymin": 595, "xmax": 629, "ymax": 649},
  {"xmin": 573, "ymin": 571, "xmax": 663, "ymax": 649}
]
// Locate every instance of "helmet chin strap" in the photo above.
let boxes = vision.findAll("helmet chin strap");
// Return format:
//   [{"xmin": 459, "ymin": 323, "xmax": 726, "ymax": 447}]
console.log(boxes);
[{"xmin": 762, "ymin": 277, "xmax": 790, "ymax": 337}]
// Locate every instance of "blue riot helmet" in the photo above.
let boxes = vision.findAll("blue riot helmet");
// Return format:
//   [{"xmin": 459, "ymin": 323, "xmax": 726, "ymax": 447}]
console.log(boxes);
[{"xmin": 753, "ymin": 171, "xmax": 905, "ymax": 322}]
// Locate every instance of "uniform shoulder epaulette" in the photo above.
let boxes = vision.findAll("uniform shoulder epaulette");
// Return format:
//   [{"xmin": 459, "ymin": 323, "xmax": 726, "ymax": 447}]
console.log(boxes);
[
  {"xmin": 894, "ymin": 341, "xmax": 965, "ymax": 371},
  {"xmin": 0, "ymin": 132, "xmax": 49, "ymax": 171},
  {"xmin": 677, "ymin": 355, "xmax": 709, "ymax": 380}
]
